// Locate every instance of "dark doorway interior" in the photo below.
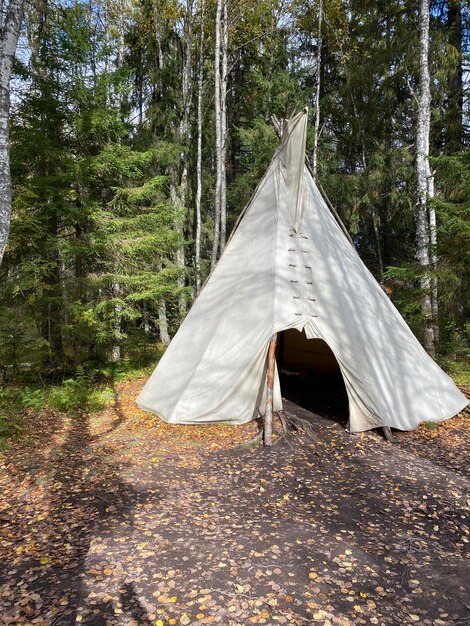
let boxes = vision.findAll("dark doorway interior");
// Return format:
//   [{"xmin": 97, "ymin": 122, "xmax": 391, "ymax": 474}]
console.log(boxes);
[{"xmin": 277, "ymin": 329, "xmax": 349, "ymax": 426}]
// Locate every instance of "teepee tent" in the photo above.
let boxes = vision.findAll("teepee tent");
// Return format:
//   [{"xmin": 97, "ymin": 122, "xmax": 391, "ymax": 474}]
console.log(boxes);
[{"xmin": 137, "ymin": 110, "xmax": 467, "ymax": 433}]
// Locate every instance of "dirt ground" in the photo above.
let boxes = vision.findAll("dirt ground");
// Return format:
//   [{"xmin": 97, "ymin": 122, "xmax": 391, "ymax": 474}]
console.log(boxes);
[{"xmin": 0, "ymin": 378, "xmax": 468, "ymax": 626}]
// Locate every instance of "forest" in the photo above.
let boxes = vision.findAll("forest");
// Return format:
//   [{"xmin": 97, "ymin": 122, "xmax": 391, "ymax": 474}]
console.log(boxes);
[
  {"xmin": 0, "ymin": 3, "xmax": 469, "ymax": 625},
  {"xmin": 0, "ymin": 0, "xmax": 468, "ymax": 418}
]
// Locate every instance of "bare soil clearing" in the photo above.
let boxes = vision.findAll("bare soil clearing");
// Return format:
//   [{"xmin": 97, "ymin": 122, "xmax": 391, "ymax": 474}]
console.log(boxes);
[{"xmin": 0, "ymin": 378, "xmax": 468, "ymax": 626}]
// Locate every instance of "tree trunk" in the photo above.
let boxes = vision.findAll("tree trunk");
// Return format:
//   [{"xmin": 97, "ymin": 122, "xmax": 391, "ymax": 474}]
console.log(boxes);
[
  {"xmin": 211, "ymin": 0, "xmax": 223, "ymax": 269},
  {"xmin": 142, "ymin": 301, "xmax": 151, "ymax": 335},
  {"xmin": 195, "ymin": 1, "xmax": 205, "ymax": 293},
  {"xmin": 110, "ymin": 281, "xmax": 122, "ymax": 363},
  {"xmin": 39, "ymin": 216, "xmax": 63, "ymax": 366},
  {"xmin": 158, "ymin": 299, "xmax": 170, "ymax": 345},
  {"xmin": 416, "ymin": 0, "xmax": 436, "ymax": 356},
  {"xmin": 0, "ymin": 0, "xmax": 25, "ymax": 266},
  {"xmin": 428, "ymin": 164, "xmax": 438, "ymax": 343},
  {"xmin": 219, "ymin": 0, "xmax": 228, "ymax": 255},
  {"xmin": 312, "ymin": 0, "xmax": 323, "ymax": 179},
  {"xmin": 170, "ymin": 0, "xmax": 193, "ymax": 313}
]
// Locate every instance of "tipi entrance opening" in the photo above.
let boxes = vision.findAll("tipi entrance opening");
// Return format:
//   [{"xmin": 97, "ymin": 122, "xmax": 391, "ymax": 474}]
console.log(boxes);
[{"xmin": 277, "ymin": 329, "xmax": 349, "ymax": 426}]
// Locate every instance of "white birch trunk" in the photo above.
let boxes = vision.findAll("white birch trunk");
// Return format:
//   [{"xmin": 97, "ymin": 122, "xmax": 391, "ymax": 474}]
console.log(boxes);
[
  {"xmin": 211, "ymin": 0, "xmax": 223, "ymax": 269},
  {"xmin": 158, "ymin": 299, "xmax": 170, "ymax": 345},
  {"xmin": 219, "ymin": 0, "xmax": 228, "ymax": 255},
  {"xmin": 170, "ymin": 0, "xmax": 193, "ymax": 314},
  {"xmin": 312, "ymin": 0, "xmax": 323, "ymax": 179},
  {"xmin": 416, "ymin": 0, "xmax": 435, "ymax": 356},
  {"xmin": 195, "ymin": 1, "xmax": 205, "ymax": 293},
  {"xmin": 0, "ymin": 0, "xmax": 25, "ymax": 266}
]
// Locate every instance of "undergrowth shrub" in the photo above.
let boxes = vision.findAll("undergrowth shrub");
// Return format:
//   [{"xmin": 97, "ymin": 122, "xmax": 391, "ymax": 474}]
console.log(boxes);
[
  {"xmin": 0, "ymin": 388, "xmax": 24, "ymax": 449},
  {"xmin": 48, "ymin": 375, "xmax": 117, "ymax": 413}
]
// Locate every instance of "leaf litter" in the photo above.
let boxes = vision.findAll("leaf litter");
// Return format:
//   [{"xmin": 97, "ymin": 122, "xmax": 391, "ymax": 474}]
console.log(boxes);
[{"xmin": 0, "ymin": 378, "xmax": 468, "ymax": 626}]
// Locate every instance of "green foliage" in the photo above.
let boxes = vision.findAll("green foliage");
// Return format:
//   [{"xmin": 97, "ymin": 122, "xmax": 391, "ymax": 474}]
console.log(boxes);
[
  {"xmin": 0, "ymin": 386, "xmax": 47, "ymax": 448},
  {"xmin": 437, "ymin": 353, "xmax": 470, "ymax": 387},
  {"xmin": 0, "ymin": 388, "xmax": 23, "ymax": 448},
  {"xmin": 1, "ymin": 0, "xmax": 467, "ymax": 385},
  {"xmin": 48, "ymin": 379, "xmax": 116, "ymax": 413},
  {"xmin": 20, "ymin": 388, "xmax": 47, "ymax": 410}
]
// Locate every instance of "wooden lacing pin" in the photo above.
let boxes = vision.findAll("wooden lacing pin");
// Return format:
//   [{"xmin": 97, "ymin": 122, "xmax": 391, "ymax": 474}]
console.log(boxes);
[
  {"xmin": 305, "ymin": 265, "xmax": 311, "ymax": 269},
  {"xmin": 293, "ymin": 296, "xmax": 300, "ymax": 299},
  {"xmin": 290, "ymin": 280, "xmax": 299, "ymax": 283}
]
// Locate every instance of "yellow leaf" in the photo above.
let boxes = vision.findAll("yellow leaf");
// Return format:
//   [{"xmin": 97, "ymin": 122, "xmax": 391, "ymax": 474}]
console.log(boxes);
[
  {"xmin": 359, "ymin": 592, "xmax": 367, "ymax": 598},
  {"xmin": 155, "ymin": 621, "xmax": 164, "ymax": 626},
  {"xmin": 168, "ymin": 596, "xmax": 177, "ymax": 602},
  {"xmin": 353, "ymin": 605, "xmax": 362, "ymax": 612},
  {"xmin": 40, "ymin": 556, "xmax": 49, "ymax": 565},
  {"xmin": 308, "ymin": 572, "xmax": 318, "ymax": 579},
  {"xmin": 196, "ymin": 614, "xmax": 204, "ymax": 620}
]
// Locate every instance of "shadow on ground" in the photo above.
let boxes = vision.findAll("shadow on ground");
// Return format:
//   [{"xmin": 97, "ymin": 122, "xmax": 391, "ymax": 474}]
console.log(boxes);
[{"xmin": 0, "ymin": 387, "xmax": 468, "ymax": 626}]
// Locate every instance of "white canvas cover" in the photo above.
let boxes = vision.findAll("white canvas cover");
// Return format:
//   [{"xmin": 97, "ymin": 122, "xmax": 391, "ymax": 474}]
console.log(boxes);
[{"xmin": 137, "ymin": 110, "xmax": 467, "ymax": 432}]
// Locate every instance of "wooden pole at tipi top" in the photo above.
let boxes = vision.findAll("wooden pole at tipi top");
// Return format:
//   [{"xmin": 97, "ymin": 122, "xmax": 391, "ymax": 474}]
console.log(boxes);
[{"xmin": 264, "ymin": 333, "xmax": 278, "ymax": 446}]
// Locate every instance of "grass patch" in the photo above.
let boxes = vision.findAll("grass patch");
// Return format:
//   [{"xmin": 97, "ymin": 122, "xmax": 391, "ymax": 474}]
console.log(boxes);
[
  {"xmin": 438, "ymin": 356, "xmax": 470, "ymax": 386},
  {"xmin": 0, "ymin": 347, "xmax": 166, "ymax": 449}
]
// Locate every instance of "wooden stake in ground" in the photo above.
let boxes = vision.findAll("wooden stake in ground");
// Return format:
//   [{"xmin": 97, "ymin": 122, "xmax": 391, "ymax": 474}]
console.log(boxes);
[{"xmin": 264, "ymin": 333, "xmax": 278, "ymax": 446}]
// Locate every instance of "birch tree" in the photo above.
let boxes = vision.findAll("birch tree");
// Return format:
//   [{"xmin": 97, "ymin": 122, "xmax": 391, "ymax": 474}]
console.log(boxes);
[
  {"xmin": 219, "ymin": 0, "xmax": 228, "ymax": 255},
  {"xmin": 0, "ymin": 0, "xmax": 24, "ymax": 266},
  {"xmin": 195, "ymin": 0, "xmax": 204, "ymax": 293},
  {"xmin": 211, "ymin": 0, "xmax": 229, "ymax": 267},
  {"xmin": 311, "ymin": 0, "xmax": 322, "ymax": 179},
  {"xmin": 211, "ymin": 0, "xmax": 223, "ymax": 269},
  {"xmin": 415, "ymin": 0, "xmax": 436, "ymax": 355},
  {"xmin": 170, "ymin": 0, "xmax": 194, "ymax": 313}
]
